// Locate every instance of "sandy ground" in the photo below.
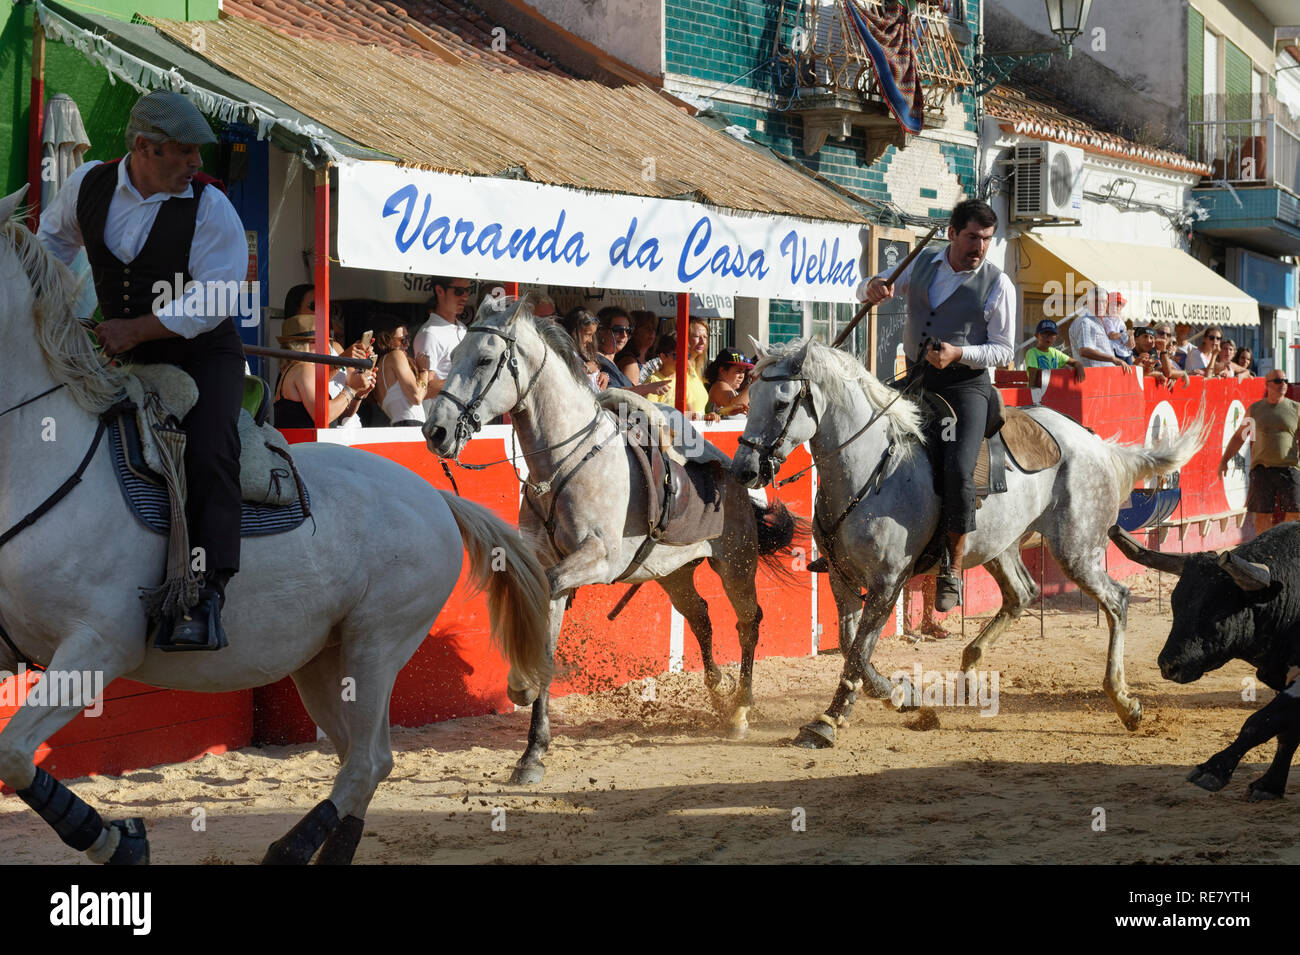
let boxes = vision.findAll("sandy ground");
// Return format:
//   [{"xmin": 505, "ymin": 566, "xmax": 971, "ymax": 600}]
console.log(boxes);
[{"xmin": 2, "ymin": 569, "xmax": 1296, "ymax": 865}]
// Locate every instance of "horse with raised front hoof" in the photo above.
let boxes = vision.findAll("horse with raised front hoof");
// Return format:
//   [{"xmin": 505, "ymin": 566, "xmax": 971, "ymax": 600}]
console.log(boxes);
[
  {"xmin": 424, "ymin": 295, "xmax": 799, "ymax": 780},
  {"xmin": 732, "ymin": 339, "xmax": 1205, "ymax": 747},
  {"xmin": 0, "ymin": 188, "xmax": 552, "ymax": 863}
]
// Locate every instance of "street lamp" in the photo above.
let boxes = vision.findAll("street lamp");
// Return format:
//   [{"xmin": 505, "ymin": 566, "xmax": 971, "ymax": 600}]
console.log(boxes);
[{"xmin": 973, "ymin": 0, "xmax": 1094, "ymax": 96}]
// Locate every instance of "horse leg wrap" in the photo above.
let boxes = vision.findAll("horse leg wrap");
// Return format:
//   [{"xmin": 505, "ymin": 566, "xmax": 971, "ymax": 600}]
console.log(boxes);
[
  {"xmin": 315, "ymin": 815, "xmax": 365, "ymax": 865},
  {"xmin": 262, "ymin": 799, "xmax": 340, "ymax": 865},
  {"xmin": 16, "ymin": 768, "xmax": 106, "ymax": 852}
]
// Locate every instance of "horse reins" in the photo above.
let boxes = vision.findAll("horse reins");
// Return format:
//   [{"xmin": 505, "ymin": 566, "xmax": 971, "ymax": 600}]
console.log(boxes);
[
  {"xmin": 436, "ymin": 324, "xmax": 617, "ymax": 555},
  {"xmin": 0, "ymin": 382, "xmax": 99, "ymax": 672}
]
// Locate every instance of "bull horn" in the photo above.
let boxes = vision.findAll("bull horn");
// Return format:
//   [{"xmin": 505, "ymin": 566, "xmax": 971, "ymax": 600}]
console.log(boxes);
[
  {"xmin": 1108, "ymin": 525, "xmax": 1189, "ymax": 576},
  {"xmin": 1216, "ymin": 551, "xmax": 1271, "ymax": 591}
]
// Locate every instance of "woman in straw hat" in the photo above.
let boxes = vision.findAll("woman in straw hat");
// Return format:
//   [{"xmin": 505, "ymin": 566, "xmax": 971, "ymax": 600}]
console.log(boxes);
[{"xmin": 273, "ymin": 292, "xmax": 375, "ymax": 428}]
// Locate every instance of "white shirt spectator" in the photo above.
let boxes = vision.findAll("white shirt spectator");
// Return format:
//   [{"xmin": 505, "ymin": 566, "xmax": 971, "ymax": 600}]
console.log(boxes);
[
  {"xmin": 37, "ymin": 158, "xmax": 247, "ymax": 339},
  {"xmin": 412, "ymin": 313, "xmax": 467, "ymax": 380},
  {"xmin": 859, "ymin": 252, "xmax": 1016, "ymax": 369},
  {"xmin": 1069, "ymin": 311, "xmax": 1117, "ymax": 367},
  {"xmin": 1183, "ymin": 346, "xmax": 1212, "ymax": 374}
]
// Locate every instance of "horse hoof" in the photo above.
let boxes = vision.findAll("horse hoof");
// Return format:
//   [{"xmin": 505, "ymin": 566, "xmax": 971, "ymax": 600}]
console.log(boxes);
[
  {"xmin": 105, "ymin": 818, "xmax": 150, "ymax": 865},
  {"xmin": 507, "ymin": 685, "xmax": 539, "ymax": 707},
  {"xmin": 1121, "ymin": 700, "xmax": 1143, "ymax": 731},
  {"xmin": 710, "ymin": 672, "xmax": 738, "ymax": 698},
  {"xmin": 1187, "ymin": 766, "xmax": 1228, "ymax": 792},
  {"xmin": 1246, "ymin": 780, "xmax": 1283, "ymax": 802},
  {"xmin": 509, "ymin": 762, "xmax": 546, "ymax": 786},
  {"xmin": 791, "ymin": 723, "xmax": 835, "ymax": 749},
  {"xmin": 960, "ymin": 649, "xmax": 981, "ymax": 672},
  {"xmin": 889, "ymin": 680, "xmax": 917, "ymax": 712}
]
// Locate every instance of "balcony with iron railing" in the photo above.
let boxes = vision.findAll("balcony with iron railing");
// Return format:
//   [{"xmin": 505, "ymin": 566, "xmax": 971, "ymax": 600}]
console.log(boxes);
[
  {"xmin": 1189, "ymin": 93, "xmax": 1300, "ymax": 196},
  {"xmin": 774, "ymin": 0, "xmax": 971, "ymax": 161},
  {"xmin": 1189, "ymin": 94, "xmax": 1300, "ymax": 256}
]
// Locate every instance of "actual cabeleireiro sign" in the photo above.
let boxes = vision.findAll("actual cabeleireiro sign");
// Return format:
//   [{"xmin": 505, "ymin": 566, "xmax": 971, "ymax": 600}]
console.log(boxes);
[{"xmin": 336, "ymin": 160, "xmax": 867, "ymax": 303}]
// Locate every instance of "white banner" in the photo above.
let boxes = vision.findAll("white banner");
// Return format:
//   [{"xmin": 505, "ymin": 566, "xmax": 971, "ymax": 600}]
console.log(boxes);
[{"xmin": 337, "ymin": 160, "xmax": 867, "ymax": 303}]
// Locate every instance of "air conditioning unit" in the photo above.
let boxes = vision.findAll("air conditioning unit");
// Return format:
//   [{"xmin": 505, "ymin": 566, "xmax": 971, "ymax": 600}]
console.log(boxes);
[{"xmin": 1012, "ymin": 141, "xmax": 1084, "ymax": 222}]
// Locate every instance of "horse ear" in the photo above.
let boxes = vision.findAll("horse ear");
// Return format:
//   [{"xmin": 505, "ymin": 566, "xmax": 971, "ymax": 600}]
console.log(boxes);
[
  {"xmin": 1108, "ymin": 525, "xmax": 1189, "ymax": 576},
  {"xmin": 0, "ymin": 184, "xmax": 30, "ymax": 226},
  {"xmin": 747, "ymin": 334, "xmax": 768, "ymax": 361},
  {"xmin": 787, "ymin": 339, "xmax": 810, "ymax": 376}
]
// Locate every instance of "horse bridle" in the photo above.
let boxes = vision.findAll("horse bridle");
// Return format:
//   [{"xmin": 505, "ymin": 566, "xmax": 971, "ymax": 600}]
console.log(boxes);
[
  {"xmin": 736, "ymin": 369, "xmax": 819, "ymax": 482},
  {"xmin": 436, "ymin": 324, "xmax": 548, "ymax": 449}
]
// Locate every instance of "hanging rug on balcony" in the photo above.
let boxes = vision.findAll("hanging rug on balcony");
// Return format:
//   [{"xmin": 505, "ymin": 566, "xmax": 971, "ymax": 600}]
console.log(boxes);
[{"xmin": 844, "ymin": 0, "xmax": 926, "ymax": 135}]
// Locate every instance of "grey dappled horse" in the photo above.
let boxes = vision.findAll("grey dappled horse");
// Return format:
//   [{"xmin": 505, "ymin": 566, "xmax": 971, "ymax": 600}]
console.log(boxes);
[
  {"xmin": 732, "ymin": 339, "xmax": 1205, "ymax": 746},
  {"xmin": 0, "ymin": 187, "xmax": 551, "ymax": 863},
  {"xmin": 424, "ymin": 295, "xmax": 796, "ymax": 782}
]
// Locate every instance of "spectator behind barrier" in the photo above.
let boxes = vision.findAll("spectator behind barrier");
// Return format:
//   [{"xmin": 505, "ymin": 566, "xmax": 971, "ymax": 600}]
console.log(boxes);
[
  {"xmin": 371, "ymin": 314, "xmax": 428, "ymax": 427},
  {"xmin": 704, "ymin": 348, "xmax": 754, "ymax": 417},
  {"xmin": 1023, "ymin": 319, "xmax": 1084, "ymax": 390}
]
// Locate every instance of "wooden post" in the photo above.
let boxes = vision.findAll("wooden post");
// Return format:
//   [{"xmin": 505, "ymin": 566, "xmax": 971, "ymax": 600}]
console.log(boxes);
[
  {"xmin": 26, "ymin": 18, "xmax": 46, "ymax": 232},
  {"xmin": 675, "ymin": 292, "xmax": 690, "ymax": 413},
  {"xmin": 313, "ymin": 166, "xmax": 331, "ymax": 429}
]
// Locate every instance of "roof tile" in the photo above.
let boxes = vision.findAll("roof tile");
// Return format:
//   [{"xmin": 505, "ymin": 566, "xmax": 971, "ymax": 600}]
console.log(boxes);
[{"xmin": 986, "ymin": 83, "xmax": 1210, "ymax": 176}]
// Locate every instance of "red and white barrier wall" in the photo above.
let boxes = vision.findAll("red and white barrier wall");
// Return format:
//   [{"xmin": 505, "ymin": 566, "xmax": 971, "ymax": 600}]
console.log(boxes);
[{"xmin": 0, "ymin": 367, "xmax": 1270, "ymax": 777}]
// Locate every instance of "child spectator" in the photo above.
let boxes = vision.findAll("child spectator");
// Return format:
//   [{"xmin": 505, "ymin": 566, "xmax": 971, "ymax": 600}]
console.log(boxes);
[{"xmin": 1024, "ymin": 319, "xmax": 1085, "ymax": 389}]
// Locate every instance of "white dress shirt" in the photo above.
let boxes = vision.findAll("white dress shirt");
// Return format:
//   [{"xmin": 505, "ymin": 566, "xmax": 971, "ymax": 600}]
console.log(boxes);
[
  {"xmin": 857, "ymin": 251, "xmax": 1016, "ymax": 369},
  {"xmin": 37, "ymin": 157, "xmax": 248, "ymax": 339}
]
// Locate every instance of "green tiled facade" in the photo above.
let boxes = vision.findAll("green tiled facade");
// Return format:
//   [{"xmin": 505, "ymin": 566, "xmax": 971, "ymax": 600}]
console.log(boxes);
[{"xmin": 666, "ymin": 0, "xmax": 980, "ymax": 341}]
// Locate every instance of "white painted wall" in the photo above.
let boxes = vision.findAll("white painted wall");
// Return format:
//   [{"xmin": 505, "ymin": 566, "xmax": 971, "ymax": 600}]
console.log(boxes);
[{"xmin": 525, "ymin": 0, "xmax": 665, "ymax": 78}]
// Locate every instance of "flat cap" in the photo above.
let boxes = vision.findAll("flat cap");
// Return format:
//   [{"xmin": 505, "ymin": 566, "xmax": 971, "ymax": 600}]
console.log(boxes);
[{"xmin": 129, "ymin": 91, "xmax": 216, "ymax": 145}]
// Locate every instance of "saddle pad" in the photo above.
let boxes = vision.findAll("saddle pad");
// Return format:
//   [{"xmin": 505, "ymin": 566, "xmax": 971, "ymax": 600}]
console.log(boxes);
[
  {"xmin": 662, "ymin": 460, "xmax": 726, "ymax": 545},
  {"xmin": 107, "ymin": 424, "xmax": 310, "ymax": 538},
  {"xmin": 999, "ymin": 408, "xmax": 1062, "ymax": 473},
  {"xmin": 626, "ymin": 436, "xmax": 725, "ymax": 545}
]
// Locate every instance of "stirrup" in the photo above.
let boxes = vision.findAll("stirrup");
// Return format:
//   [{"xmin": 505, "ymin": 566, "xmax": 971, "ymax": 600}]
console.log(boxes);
[
  {"xmin": 935, "ymin": 573, "xmax": 962, "ymax": 613},
  {"xmin": 153, "ymin": 592, "xmax": 227, "ymax": 652}
]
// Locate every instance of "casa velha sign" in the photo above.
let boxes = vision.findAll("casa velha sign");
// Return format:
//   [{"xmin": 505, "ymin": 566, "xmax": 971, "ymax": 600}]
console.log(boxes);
[{"xmin": 336, "ymin": 160, "xmax": 868, "ymax": 303}]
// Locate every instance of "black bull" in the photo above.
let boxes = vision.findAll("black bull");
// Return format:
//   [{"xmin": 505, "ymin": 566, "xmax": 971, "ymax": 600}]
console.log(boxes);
[{"xmin": 1109, "ymin": 523, "xmax": 1300, "ymax": 800}]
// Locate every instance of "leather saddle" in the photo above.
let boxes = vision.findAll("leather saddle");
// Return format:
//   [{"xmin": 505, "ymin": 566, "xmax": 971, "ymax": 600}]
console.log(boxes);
[
  {"xmin": 625, "ymin": 422, "xmax": 726, "ymax": 548},
  {"xmin": 920, "ymin": 388, "xmax": 1062, "ymax": 502},
  {"xmin": 111, "ymin": 369, "xmax": 304, "ymax": 508},
  {"xmin": 912, "ymin": 388, "xmax": 1062, "ymax": 575}
]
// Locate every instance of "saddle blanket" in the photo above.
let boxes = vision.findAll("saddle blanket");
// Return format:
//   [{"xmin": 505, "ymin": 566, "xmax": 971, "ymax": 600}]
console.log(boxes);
[{"xmin": 108, "ymin": 423, "xmax": 310, "ymax": 537}]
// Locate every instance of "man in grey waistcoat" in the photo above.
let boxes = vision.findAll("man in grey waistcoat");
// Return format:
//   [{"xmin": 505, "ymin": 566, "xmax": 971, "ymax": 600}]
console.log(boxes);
[{"xmin": 857, "ymin": 199, "xmax": 1015, "ymax": 611}]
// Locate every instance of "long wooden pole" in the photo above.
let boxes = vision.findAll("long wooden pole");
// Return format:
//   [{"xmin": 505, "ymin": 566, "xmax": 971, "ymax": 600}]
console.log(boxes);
[
  {"xmin": 26, "ymin": 18, "xmax": 45, "ymax": 232},
  {"xmin": 243, "ymin": 343, "xmax": 372, "ymax": 369},
  {"xmin": 313, "ymin": 166, "xmax": 331, "ymax": 429},
  {"xmin": 832, "ymin": 226, "xmax": 941, "ymax": 349}
]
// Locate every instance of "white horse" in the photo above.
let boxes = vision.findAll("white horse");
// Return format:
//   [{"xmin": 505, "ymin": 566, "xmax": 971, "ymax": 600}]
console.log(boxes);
[
  {"xmin": 424, "ymin": 295, "xmax": 798, "ymax": 781},
  {"xmin": 0, "ymin": 188, "xmax": 551, "ymax": 864},
  {"xmin": 732, "ymin": 339, "xmax": 1205, "ymax": 745}
]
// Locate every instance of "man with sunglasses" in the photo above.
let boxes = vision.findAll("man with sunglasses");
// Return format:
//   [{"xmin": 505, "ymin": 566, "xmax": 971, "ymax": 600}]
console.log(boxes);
[
  {"xmin": 1220, "ymin": 369, "xmax": 1300, "ymax": 534},
  {"xmin": 413, "ymin": 276, "xmax": 471, "ymax": 399}
]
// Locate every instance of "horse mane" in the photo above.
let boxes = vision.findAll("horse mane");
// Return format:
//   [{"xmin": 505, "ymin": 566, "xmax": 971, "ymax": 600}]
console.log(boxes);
[
  {"xmin": 756, "ymin": 339, "xmax": 925, "ymax": 451},
  {"xmin": 475, "ymin": 292, "xmax": 595, "ymax": 397},
  {"xmin": 1, "ymin": 216, "xmax": 126, "ymax": 414}
]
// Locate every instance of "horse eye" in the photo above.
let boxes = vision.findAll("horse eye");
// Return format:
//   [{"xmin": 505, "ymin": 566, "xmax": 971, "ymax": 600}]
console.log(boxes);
[
  {"xmin": 476, "ymin": 357, "xmax": 492, "ymax": 368},
  {"xmin": 773, "ymin": 400, "xmax": 789, "ymax": 412}
]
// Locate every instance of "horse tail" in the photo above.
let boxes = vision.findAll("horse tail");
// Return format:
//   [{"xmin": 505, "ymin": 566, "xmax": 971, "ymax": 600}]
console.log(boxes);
[
  {"xmin": 1102, "ymin": 407, "xmax": 1210, "ymax": 490},
  {"xmin": 751, "ymin": 498, "xmax": 808, "ymax": 584},
  {"xmin": 439, "ymin": 491, "xmax": 553, "ymax": 705}
]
